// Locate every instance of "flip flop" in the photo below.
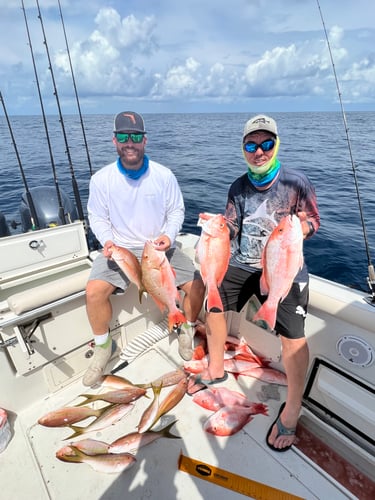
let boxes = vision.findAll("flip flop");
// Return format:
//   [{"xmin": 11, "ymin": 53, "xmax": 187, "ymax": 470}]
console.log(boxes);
[
  {"xmin": 266, "ymin": 402, "xmax": 296, "ymax": 452},
  {"xmin": 187, "ymin": 371, "xmax": 228, "ymax": 396}
]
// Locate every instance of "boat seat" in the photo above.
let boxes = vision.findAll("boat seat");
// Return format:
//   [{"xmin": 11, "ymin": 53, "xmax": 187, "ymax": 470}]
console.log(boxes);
[{"xmin": 6, "ymin": 269, "xmax": 90, "ymax": 316}]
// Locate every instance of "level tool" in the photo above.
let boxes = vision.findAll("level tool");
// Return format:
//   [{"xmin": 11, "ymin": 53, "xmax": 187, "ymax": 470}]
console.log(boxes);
[{"xmin": 178, "ymin": 452, "xmax": 304, "ymax": 499}]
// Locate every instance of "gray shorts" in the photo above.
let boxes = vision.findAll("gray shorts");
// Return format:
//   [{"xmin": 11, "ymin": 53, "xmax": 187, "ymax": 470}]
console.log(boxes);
[{"xmin": 88, "ymin": 246, "xmax": 200, "ymax": 294}]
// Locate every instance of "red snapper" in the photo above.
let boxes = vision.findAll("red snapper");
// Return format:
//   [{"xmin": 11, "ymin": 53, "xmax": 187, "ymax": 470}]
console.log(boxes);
[
  {"xmin": 196, "ymin": 214, "xmax": 230, "ymax": 312},
  {"xmin": 253, "ymin": 214, "xmax": 303, "ymax": 330}
]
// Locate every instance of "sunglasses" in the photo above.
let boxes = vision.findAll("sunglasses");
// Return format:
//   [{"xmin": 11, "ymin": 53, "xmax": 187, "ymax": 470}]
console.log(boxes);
[
  {"xmin": 115, "ymin": 132, "xmax": 144, "ymax": 143},
  {"xmin": 243, "ymin": 138, "xmax": 275, "ymax": 153}
]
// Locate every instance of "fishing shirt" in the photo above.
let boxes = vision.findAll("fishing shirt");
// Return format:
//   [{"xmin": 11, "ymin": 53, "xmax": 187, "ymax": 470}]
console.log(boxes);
[
  {"xmin": 87, "ymin": 159, "xmax": 184, "ymax": 249},
  {"xmin": 225, "ymin": 165, "xmax": 320, "ymax": 282}
]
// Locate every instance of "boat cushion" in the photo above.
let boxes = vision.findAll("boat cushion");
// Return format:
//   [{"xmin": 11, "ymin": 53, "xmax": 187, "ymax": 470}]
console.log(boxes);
[{"xmin": 7, "ymin": 269, "xmax": 90, "ymax": 315}]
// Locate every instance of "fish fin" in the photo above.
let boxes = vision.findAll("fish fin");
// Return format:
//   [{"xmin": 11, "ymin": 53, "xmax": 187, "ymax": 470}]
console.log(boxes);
[
  {"xmin": 206, "ymin": 285, "xmax": 224, "ymax": 313},
  {"xmin": 168, "ymin": 310, "xmax": 187, "ymax": 332},
  {"xmin": 56, "ymin": 445, "xmax": 84, "ymax": 463},
  {"xmin": 74, "ymin": 394, "xmax": 94, "ymax": 407},
  {"xmin": 253, "ymin": 300, "xmax": 277, "ymax": 331},
  {"xmin": 155, "ymin": 419, "xmax": 181, "ymax": 438},
  {"xmin": 63, "ymin": 425, "xmax": 85, "ymax": 440},
  {"xmin": 259, "ymin": 272, "xmax": 269, "ymax": 296}
]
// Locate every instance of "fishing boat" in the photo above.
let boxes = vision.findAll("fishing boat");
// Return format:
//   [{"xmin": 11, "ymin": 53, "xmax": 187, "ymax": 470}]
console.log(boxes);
[{"xmin": 0, "ymin": 3, "xmax": 374, "ymax": 500}]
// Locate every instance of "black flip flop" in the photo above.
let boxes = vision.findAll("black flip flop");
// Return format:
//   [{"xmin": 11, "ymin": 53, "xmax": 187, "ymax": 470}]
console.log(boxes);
[
  {"xmin": 266, "ymin": 402, "xmax": 296, "ymax": 452},
  {"xmin": 187, "ymin": 371, "xmax": 228, "ymax": 396}
]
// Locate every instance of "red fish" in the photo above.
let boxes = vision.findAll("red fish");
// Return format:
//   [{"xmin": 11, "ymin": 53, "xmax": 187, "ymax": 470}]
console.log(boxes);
[
  {"xmin": 253, "ymin": 214, "xmax": 303, "ymax": 330},
  {"xmin": 109, "ymin": 420, "xmax": 180, "ymax": 454},
  {"xmin": 56, "ymin": 446, "xmax": 136, "ymax": 474},
  {"xmin": 183, "ymin": 357, "xmax": 209, "ymax": 374},
  {"xmin": 75, "ymin": 386, "xmax": 147, "ymax": 406},
  {"xmin": 65, "ymin": 438, "xmax": 110, "ymax": 456},
  {"xmin": 193, "ymin": 387, "xmax": 268, "ymax": 414},
  {"xmin": 141, "ymin": 240, "xmax": 186, "ymax": 331},
  {"xmin": 38, "ymin": 405, "xmax": 110, "ymax": 428},
  {"xmin": 196, "ymin": 214, "xmax": 230, "ymax": 312},
  {"xmin": 109, "ymin": 244, "xmax": 144, "ymax": 301},
  {"xmin": 203, "ymin": 405, "xmax": 257, "ymax": 436},
  {"xmin": 223, "ymin": 358, "xmax": 262, "ymax": 374},
  {"xmin": 65, "ymin": 403, "xmax": 134, "ymax": 440},
  {"xmin": 238, "ymin": 366, "xmax": 287, "ymax": 386}
]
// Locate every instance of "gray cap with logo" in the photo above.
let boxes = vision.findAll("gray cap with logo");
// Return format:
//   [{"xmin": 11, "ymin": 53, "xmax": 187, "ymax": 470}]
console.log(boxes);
[{"xmin": 243, "ymin": 114, "xmax": 278, "ymax": 140}]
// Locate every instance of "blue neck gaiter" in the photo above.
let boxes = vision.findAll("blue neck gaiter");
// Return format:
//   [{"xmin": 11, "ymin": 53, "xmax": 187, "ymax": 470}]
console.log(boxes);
[{"xmin": 117, "ymin": 155, "xmax": 149, "ymax": 180}]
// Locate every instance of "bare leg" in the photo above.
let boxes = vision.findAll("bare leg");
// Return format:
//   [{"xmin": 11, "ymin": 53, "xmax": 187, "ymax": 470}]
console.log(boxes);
[
  {"xmin": 179, "ymin": 277, "xmax": 205, "ymax": 322},
  {"xmin": 86, "ymin": 279, "xmax": 116, "ymax": 335},
  {"xmin": 267, "ymin": 336, "xmax": 309, "ymax": 449}
]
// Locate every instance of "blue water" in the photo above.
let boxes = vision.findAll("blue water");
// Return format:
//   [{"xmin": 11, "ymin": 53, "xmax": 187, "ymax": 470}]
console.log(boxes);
[{"xmin": 0, "ymin": 112, "xmax": 374, "ymax": 292}]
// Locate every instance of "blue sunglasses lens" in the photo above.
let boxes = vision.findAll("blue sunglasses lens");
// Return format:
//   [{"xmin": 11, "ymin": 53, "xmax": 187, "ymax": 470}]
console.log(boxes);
[
  {"xmin": 116, "ymin": 133, "xmax": 144, "ymax": 143},
  {"xmin": 244, "ymin": 139, "xmax": 275, "ymax": 153}
]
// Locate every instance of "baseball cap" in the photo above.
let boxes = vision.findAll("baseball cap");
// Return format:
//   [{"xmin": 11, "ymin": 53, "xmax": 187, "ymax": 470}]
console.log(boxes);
[
  {"xmin": 113, "ymin": 111, "xmax": 146, "ymax": 133},
  {"xmin": 243, "ymin": 114, "xmax": 278, "ymax": 140}
]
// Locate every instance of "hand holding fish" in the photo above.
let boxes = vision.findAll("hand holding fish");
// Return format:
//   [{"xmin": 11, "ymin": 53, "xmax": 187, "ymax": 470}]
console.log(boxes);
[
  {"xmin": 103, "ymin": 240, "xmax": 115, "ymax": 258},
  {"xmin": 152, "ymin": 234, "xmax": 171, "ymax": 251},
  {"xmin": 297, "ymin": 211, "xmax": 314, "ymax": 238}
]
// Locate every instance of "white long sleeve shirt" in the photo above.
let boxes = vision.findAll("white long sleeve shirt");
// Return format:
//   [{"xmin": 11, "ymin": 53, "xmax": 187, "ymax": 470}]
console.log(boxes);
[{"xmin": 88, "ymin": 158, "xmax": 185, "ymax": 249}]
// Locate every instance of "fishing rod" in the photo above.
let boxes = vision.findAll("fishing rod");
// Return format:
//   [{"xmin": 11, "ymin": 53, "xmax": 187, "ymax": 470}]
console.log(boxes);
[
  {"xmin": 57, "ymin": 0, "xmax": 93, "ymax": 177},
  {"xmin": 0, "ymin": 91, "xmax": 40, "ymax": 230},
  {"xmin": 21, "ymin": 0, "xmax": 67, "ymax": 225},
  {"xmin": 35, "ymin": 0, "xmax": 85, "ymax": 223},
  {"xmin": 316, "ymin": 0, "xmax": 375, "ymax": 302}
]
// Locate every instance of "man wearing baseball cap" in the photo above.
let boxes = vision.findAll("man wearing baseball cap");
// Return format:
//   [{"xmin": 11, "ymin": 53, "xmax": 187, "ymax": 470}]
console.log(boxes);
[
  {"xmin": 189, "ymin": 114, "xmax": 320, "ymax": 454},
  {"xmin": 84, "ymin": 111, "xmax": 205, "ymax": 386}
]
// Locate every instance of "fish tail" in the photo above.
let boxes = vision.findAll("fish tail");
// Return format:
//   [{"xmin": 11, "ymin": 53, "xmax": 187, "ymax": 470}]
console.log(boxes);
[
  {"xmin": 56, "ymin": 445, "xmax": 84, "ymax": 463},
  {"xmin": 206, "ymin": 285, "xmax": 224, "ymax": 313},
  {"xmin": 64, "ymin": 425, "xmax": 85, "ymax": 440},
  {"xmin": 74, "ymin": 394, "xmax": 95, "ymax": 407},
  {"xmin": 138, "ymin": 287, "xmax": 145, "ymax": 304},
  {"xmin": 159, "ymin": 419, "xmax": 181, "ymax": 439},
  {"xmin": 253, "ymin": 300, "xmax": 277, "ymax": 330},
  {"xmin": 168, "ymin": 310, "xmax": 187, "ymax": 332}
]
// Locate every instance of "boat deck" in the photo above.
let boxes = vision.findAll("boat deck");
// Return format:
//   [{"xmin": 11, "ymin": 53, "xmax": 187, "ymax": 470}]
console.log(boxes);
[{"xmin": 1, "ymin": 332, "xmax": 364, "ymax": 500}]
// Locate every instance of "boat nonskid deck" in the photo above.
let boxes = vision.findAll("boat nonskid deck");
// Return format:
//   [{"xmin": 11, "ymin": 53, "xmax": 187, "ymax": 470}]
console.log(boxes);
[{"xmin": 1, "ymin": 332, "xmax": 362, "ymax": 500}]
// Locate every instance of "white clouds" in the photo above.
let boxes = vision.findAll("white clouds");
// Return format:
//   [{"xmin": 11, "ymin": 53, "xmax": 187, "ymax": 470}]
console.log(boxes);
[{"xmin": 1, "ymin": 1, "xmax": 375, "ymax": 113}]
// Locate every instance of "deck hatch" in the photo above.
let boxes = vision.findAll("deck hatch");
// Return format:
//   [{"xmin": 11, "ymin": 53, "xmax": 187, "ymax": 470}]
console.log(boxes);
[{"xmin": 304, "ymin": 358, "xmax": 375, "ymax": 450}]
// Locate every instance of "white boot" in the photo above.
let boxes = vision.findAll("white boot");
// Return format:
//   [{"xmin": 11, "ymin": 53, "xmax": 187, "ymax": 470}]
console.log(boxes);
[
  {"xmin": 177, "ymin": 323, "xmax": 195, "ymax": 361},
  {"xmin": 83, "ymin": 338, "xmax": 113, "ymax": 386}
]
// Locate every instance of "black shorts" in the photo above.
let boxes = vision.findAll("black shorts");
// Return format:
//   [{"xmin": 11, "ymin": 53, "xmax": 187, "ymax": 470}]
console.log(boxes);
[{"xmin": 218, "ymin": 265, "xmax": 309, "ymax": 339}]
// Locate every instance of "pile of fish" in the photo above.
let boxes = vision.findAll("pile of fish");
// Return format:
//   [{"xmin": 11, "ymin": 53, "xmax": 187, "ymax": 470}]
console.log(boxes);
[
  {"xmin": 182, "ymin": 336, "xmax": 286, "ymax": 436},
  {"xmin": 193, "ymin": 386, "xmax": 268, "ymax": 436},
  {"xmin": 38, "ymin": 369, "xmax": 187, "ymax": 474},
  {"xmin": 184, "ymin": 335, "xmax": 288, "ymax": 386}
]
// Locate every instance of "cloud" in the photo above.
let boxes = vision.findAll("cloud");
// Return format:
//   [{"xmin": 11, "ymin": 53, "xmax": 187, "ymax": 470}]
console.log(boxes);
[
  {"xmin": 54, "ymin": 8, "xmax": 157, "ymax": 96},
  {"xmin": 1, "ymin": 1, "xmax": 375, "ymax": 112}
]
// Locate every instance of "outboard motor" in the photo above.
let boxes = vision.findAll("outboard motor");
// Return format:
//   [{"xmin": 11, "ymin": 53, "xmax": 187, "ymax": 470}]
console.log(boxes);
[
  {"xmin": 0, "ymin": 212, "xmax": 10, "ymax": 237},
  {"xmin": 20, "ymin": 186, "xmax": 78, "ymax": 232}
]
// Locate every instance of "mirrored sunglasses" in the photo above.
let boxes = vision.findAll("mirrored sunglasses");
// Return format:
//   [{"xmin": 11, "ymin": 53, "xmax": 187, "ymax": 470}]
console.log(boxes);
[
  {"xmin": 243, "ymin": 138, "xmax": 275, "ymax": 153},
  {"xmin": 115, "ymin": 133, "xmax": 144, "ymax": 143}
]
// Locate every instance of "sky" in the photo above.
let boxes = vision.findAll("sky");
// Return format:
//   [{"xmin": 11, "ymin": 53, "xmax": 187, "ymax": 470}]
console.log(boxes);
[{"xmin": 1, "ymin": 0, "xmax": 375, "ymax": 115}]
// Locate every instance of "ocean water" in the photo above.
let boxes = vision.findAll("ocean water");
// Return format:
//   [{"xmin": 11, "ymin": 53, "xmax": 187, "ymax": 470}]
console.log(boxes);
[{"xmin": 0, "ymin": 111, "xmax": 374, "ymax": 292}]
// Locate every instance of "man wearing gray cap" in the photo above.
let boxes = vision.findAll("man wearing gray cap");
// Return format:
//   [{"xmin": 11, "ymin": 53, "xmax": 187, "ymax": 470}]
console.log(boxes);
[
  {"xmin": 84, "ymin": 111, "xmax": 205, "ymax": 386},
  {"xmin": 188, "ymin": 114, "xmax": 320, "ymax": 453}
]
